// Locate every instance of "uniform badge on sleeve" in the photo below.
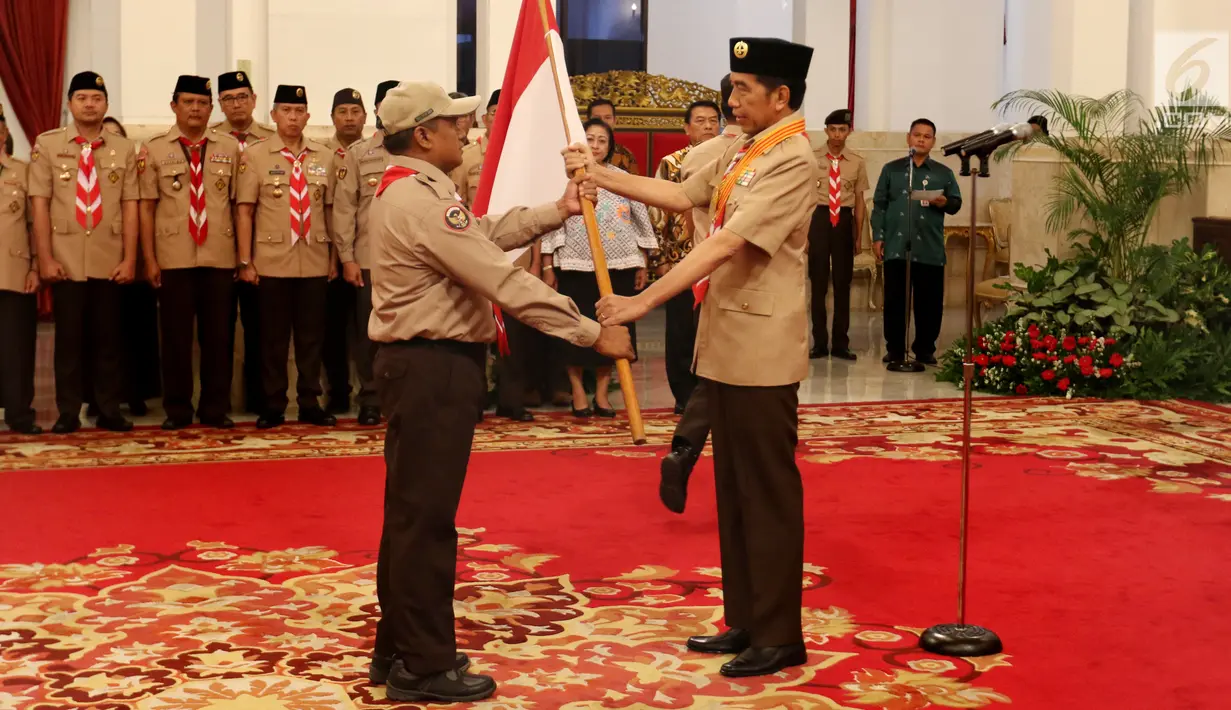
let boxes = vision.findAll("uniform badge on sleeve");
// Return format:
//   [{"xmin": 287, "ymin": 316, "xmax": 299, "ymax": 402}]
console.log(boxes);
[
  {"xmin": 444, "ymin": 205, "xmax": 470, "ymax": 231},
  {"xmin": 337, "ymin": 166, "xmax": 347, "ymax": 180}
]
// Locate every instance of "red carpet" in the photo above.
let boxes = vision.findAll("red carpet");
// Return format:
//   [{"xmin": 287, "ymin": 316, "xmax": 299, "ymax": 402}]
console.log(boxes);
[{"xmin": 1, "ymin": 398, "xmax": 1228, "ymax": 708}]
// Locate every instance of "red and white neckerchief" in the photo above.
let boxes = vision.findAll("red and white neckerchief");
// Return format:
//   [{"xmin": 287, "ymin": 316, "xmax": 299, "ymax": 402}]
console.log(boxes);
[
  {"xmin": 826, "ymin": 153, "xmax": 841, "ymax": 227},
  {"xmin": 179, "ymin": 137, "xmax": 208, "ymax": 245},
  {"xmin": 73, "ymin": 136, "xmax": 103, "ymax": 231},
  {"xmin": 690, "ymin": 143, "xmax": 748, "ymax": 306},
  {"xmin": 376, "ymin": 164, "xmax": 510, "ymax": 356},
  {"xmin": 230, "ymin": 130, "xmax": 249, "ymax": 152},
  {"xmin": 279, "ymin": 147, "xmax": 311, "ymax": 244}
]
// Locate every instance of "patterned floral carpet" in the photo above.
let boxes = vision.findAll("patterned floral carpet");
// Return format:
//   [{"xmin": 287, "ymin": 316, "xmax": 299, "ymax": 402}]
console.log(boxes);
[{"xmin": 1, "ymin": 397, "xmax": 1229, "ymax": 709}]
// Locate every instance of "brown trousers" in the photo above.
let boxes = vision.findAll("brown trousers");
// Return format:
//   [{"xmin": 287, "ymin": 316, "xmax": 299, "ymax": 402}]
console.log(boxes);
[
  {"xmin": 258, "ymin": 276, "xmax": 328, "ymax": 415},
  {"xmin": 159, "ymin": 268, "xmax": 235, "ymax": 422},
  {"xmin": 705, "ymin": 377, "xmax": 804, "ymax": 647},
  {"xmin": 373, "ymin": 338, "xmax": 487, "ymax": 675}
]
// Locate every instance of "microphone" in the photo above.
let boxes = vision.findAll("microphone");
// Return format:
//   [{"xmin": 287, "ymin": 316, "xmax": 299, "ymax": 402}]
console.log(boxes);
[
  {"xmin": 961, "ymin": 122, "xmax": 1032, "ymax": 154},
  {"xmin": 908, "ymin": 146, "xmax": 916, "ymax": 156},
  {"xmin": 942, "ymin": 123, "xmax": 1012, "ymax": 156}
]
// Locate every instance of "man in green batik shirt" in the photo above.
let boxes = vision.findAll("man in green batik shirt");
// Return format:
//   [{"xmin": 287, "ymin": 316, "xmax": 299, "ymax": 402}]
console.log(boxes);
[{"xmin": 872, "ymin": 117, "xmax": 962, "ymax": 368}]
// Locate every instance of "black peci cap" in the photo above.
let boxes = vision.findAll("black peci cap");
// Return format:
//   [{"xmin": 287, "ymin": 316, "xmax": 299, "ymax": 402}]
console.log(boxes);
[
  {"xmin": 374, "ymin": 80, "xmax": 399, "ymax": 107},
  {"xmin": 274, "ymin": 85, "xmax": 307, "ymax": 105},
  {"xmin": 825, "ymin": 109, "xmax": 852, "ymax": 127},
  {"xmin": 729, "ymin": 38, "xmax": 813, "ymax": 82},
  {"xmin": 217, "ymin": 71, "xmax": 253, "ymax": 94},
  {"xmin": 68, "ymin": 71, "xmax": 107, "ymax": 99},
  {"xmin": 174, "ymin": 75, "xmax": 212, "ymax": 98},
  {"xmin": 333, "ymin": 88, "xmax": 363, "ymax": 111},
  {"xmin": 487, "ymin": 90, "xmax": 502, "ymax": 110}
]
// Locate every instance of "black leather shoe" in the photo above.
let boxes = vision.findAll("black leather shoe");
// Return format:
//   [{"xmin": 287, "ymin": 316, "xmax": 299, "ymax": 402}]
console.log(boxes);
[
  {"xmin": 720, "ymin": 643, "xmax": 808, "ymax": 677},
  {"xmin": 298, "ymin": 408, "xmax": 337, "ymax": 426},
  {"xmin": 369, "ymin": 652, "xmax": 470, "ymax": 685},
  {"xmin": 128, "ymin": 400, "xmax": 149, "ymax": 417},
  {"xmin": 883, "ymin": 353, "xmax": 903, "ymax": 364},
  {"xmin": 7, "ymin": 421, "xmax": 42, "ymax": 435},
  {"xmin": 97, "ymin": 414, "xmax": 134, "ymax": 432},
  {"xmin": 200, "ymin": 415, "xmax": 235, "ymax": 429},
  {"xmin": 51, "ymin": 415, "xmax": 81, "ymax": 434},
  {"xmin": 357, "ymin": 406, "xmax": 381, "ymax": 426},
  {"xmin": 496, "ymin": 407, "xmax": 534, "ymax": 422},
  {"xmin": 385, "ymin": 660, "xmax": 495, "ymax": 703},
  {"xmin": 673, "ymin": 403, "xmax": 685, "ymax": 415},
  {"xmin": 686, "ymin": 628, "xmax": 751, "ymax": 655},
  {"xmin": 832, "ymin": 349, "xmax": 858, "ymax": 361},
  {"xmin": 592, "ymin": 400, "xmax": 616, "ymax": 418},
  {"xmin": 809, "ymin": 347, "xmax": 829, "ymax": 359},
  {"xmin": 660, "ymin": 445, "xmax": 699, "ymax": 514},
  {"xmin": 256, "ymin": 414, "xmax": 285, "ymax": 429},
  {"xmin": 161, "ymin": 416, "xmax": 193, "ymax": 431},
  {"xmin": 326, "ymin": 397, "xmax": 351, "ymax": 415}
]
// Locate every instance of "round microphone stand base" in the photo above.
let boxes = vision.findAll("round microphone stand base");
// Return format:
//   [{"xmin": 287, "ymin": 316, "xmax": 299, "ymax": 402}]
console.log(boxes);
[
  {"xmin": 886, "ymin": 356, "xmax": 925, "ymax": 374},
  {"xmin": 920, "ymin": 623, "xmax": 1003, "ymax": 657}
]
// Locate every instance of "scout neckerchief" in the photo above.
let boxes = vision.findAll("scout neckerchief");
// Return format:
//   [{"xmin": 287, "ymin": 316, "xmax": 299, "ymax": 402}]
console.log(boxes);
[
  {"xmin": 279, "ymin": 147, "xmax": 311, "ymax": 244},
  {"xmin": 826, "ymin": 152, "xmax": 841, "ymax": 226},
  {"xmin": 692, "ymin": 118, "xmax": 806, "ymax": 307},
  {"xmin": 230, "ymin": 131, "xmax": 249, "ymax": 152},
  {"xmin": 73, "ymin": 135, "xmax": 104, "ymax": 231},
  {"xmin": 178, "ymin": 136, "xmax": 208, "ymax": 245},
  {"xmin": 377, "ymin": 164, "xmax": 511, "ymax": 356}
]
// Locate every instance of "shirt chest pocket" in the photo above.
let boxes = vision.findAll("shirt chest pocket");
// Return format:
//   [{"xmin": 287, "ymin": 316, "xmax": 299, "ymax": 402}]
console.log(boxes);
[
  {"xmin": 359, "ymin": 162, "xmax": 384, "ymax": 196},
  {"xmin": 161, "ymin": 164, "xmax": 188, "ymax": 196},
  {"xmin": 261, "ymin": 176, "xmax": 287, "ymax": 200},
  {"xmin": 99, "ymin": 161, "xmax": 126, "ymax": 186},
  {"xmin": 207, "ymin": 161, "xmax": 233, "ymax": 192},
  {"xmin": 716, "ymin": 287, "xmax": 774, "ymax": 317},
  {"xmin": 3, "ymin": 179, "xmax": 25, "ymax": 204}
]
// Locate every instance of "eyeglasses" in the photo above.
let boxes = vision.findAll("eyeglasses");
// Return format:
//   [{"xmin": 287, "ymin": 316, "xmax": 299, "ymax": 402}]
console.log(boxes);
[{"xmin": 220, "ymin": 93, "xmax": 253, "ymax": 105}]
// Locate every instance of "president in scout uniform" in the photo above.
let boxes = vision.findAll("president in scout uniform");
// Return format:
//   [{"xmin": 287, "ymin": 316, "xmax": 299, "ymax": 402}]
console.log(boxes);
[
  {"xmin": 579, "ymin": 37, "xmax": 819, "ymax": 678},
  {"xmin": 236, "ymin": 84, "xmax": 338, "ymax": 430},
  {"xmin": 363, "ymin": 81, "xmax": 632, "ymax": 703},
  {"xmin": 138, "ymin": 75, "xmax": 243, "ymax": 430},
  {"xmin": 0, "ymin": 104, "xmax": 42, "ymax": 434},
  {"xmin": 215, "ymin": 69, "xmax": 275, "ymax": 415},
  {"xmin": 809, "ymin": 108, "xmax": 868, "ymax": 361},
  {"xmin": 331, "ymin": 80, "xmax": 397, "ymax": 427},
  {"xmin": 30, "ymin": 71, "xmax": 140, "ymax": 434}
]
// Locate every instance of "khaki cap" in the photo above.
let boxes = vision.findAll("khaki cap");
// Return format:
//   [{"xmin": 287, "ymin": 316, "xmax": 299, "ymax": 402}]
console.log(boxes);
[{"xmin": 378, "ymin": 82, "xmax": 482, "ymax": 134}]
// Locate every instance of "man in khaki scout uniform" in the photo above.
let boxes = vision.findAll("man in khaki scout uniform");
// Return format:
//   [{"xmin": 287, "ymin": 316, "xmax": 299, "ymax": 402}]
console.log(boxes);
[
  {"xmin": 331, "ymin": 80, "xmax": 396, "ymax": 427},
  {"xmin": 364, "ymin": 81, "xmax": 632, "ymax": 703},
  {"xmin": 809, "ymin": 108, "xmax": 868, "ymax": 361},
  {"xmin": 30, "ymin": 71, "xmax": 140, "ymax": 433},
  {"xmin": 658, "ymin": 74, "xmax": 741, "ymax": 515},
  {"xmin": 0, "ymin": 103, "xmax": 43, "ymax": 434},
  {"xmin": 321, "ymin": 87, "xmax": 368, "ymax": 414},
  {"xmin": 581, "ymin": 37, "xmax": 819, "ymax": 679},
  {"xmin": 215, "ymin": 70, "xmax": 275, "ymax": 416},
  {"xmin": 236, "ymin": 84, "xmax": 338, "ymax": 430},
  {"xmin": 138, "ymin": 75, "xmax": 243, "ymax": 430}
]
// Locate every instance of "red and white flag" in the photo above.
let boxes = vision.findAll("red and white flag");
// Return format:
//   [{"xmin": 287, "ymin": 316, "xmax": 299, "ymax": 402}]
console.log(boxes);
[{"xmin": 471, "ymin": 0, "xmax": 586, "ymax": 266}]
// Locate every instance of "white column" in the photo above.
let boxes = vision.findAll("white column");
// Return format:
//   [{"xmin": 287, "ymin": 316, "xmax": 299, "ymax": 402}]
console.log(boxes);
[
  {"xmin": 477, "ymin": 0, "xmax": 520, "ymax": 102},
  {"xmin": 118, "ymin": 0, "xmax": 198, "ymax": 125},
  {"xmin": 1127, "ymin": 0, "xmax": 1231, "ymax": 110},
  {"xmin": 229, "ymin": 0, "xmax": 271, "ymax": 118},
  {"xmin": 64, "ymin": 0, "xmax": 122, "ymax": 123},
  {"xmin": 1004, "ymin": 0, "xmax": 1130, "ymax": 106},
  {"xmin": 793, "ymin": 0, "xmax": 851, "ymax": 126},
  {"xmin": 647, "ymin": 0, "xmax": 794, "ymax": 90}
]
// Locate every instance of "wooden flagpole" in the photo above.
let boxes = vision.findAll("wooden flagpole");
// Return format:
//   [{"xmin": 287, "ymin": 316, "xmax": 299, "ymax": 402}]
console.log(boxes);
[{"xmin": 537, "ymin": 0, "xmax": 646, "ymax": 445}]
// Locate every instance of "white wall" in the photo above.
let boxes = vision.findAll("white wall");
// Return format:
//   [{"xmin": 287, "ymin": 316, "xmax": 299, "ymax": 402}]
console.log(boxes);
[
  {"xmin": 1128, "ymin": 0, "xmax": 1231, "ymax": 109},
  {"xmin": 795, "ymin": 0, "xmax": 852, "ymax": 125},
  {"xmin": 647, "ymin": 0, "xmax": 795, "ymax": 90},
  {"xmin": 477, "ymin": 0, "xmax": 520, "ymax": 103}
]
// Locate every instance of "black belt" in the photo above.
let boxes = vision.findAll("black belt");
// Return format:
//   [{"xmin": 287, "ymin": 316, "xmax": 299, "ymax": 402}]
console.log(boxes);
[{"xmin": 381, "ymin": 337, "xmax": 486, "ymax": 361}]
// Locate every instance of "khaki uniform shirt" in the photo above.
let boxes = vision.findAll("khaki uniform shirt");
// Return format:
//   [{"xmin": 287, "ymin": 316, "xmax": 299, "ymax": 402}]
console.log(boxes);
[
  {"xmin": 368, "ymin": 155, "xmax": 600, "ymax": 347},
  {"xmin": 811, "ymin": 143, "xmax": 869, "ymax": 208},
  {"xmin": 28, "ymin": 125, "xmax": 139, "ymax": 281},
  {"xmin": 449, "ymin": 136, "xmax": 487, "ymax": 209},
  {"xmin": 138, "ymin": 127, "xmax": 243, "ymax": 270},
  {"xmin": 0, "ymin": 155, "xmax": 34, "ymax": 293},
  {"xmin": 679, "ymin": 125, "xmax": 742, "ymax": 247},
  {"xmin": 332, "ymin": 132, "xmax": 389, "ymax": 269},
  {"xmin": 680, "ymin": 112, "xmax": 819, "ymax": 387},
  {"xmin": 209, "ymin": 119, "xmax": 275, "ymax": 152},
  {"xmin": 235, "ymin": 135, "xmax": 336, "ymax": 278}
]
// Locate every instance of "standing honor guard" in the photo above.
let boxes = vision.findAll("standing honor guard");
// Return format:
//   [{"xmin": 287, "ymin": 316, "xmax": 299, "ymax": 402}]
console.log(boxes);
[
  {"xmin": 580, "ymin": 37, "xmax": 819, "ymax": 677},
  {"xmin": 236, "ymin": 84, "xmax": 338, "ymax": 429},
  {"xmin": 215, "ymin": 70, "xmax": 275, "ymax": 415},
  {"xmin": 139, "ymin": 75, "xmax": 243, "ymax": 429},
  {"xmin": 0, "ymin": 103, "xmax": 42, "ymax": 434},
  {"xmin": 364, "ymin": 82, "xmax": 631, "ymax": 702},
  {"xmin": 31, "ymin": 71, "xmax": 140, "ymax": 433},
  {"xmin": 332, "ymin": 79, "xmax": 397, "ymax": 427}
]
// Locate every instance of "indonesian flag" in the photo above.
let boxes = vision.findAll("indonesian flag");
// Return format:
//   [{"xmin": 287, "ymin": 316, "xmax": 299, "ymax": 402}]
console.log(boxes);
[{"xmin": 471, "ymin": 0, "xmax": 586, "ymax": 265}]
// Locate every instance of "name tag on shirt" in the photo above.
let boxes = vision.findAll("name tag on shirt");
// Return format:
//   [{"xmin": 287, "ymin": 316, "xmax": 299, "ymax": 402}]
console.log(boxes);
[{"xmin": 268, "ymin": 168, "xmax": 286, "ymax": 176}]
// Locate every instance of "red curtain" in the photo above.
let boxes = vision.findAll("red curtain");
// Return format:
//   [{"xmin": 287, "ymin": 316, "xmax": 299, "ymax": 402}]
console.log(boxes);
[{"xmin": 0, "ymin": 0, "xmax": 70, "ymax": 146}]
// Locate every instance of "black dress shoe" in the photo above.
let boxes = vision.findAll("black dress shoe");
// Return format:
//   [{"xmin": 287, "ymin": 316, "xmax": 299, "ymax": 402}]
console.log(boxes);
[
  {"xmin": 96, "ymin": 414, "xmax": 134, "ymax": 432},
  {"xmin": 686, "ymin": 628, "xmax": 751, "ymax": 655},
  {"xmin": 809, "ymin": 347, "xmax": 829, "ymax": 359},
  {"xmin": 256, "ymin": 414, "xmax": 285, "ymax": 429},
  {"xmin": 326, "ymin": 397, "xmax": 351, "ymax": 415},
  {"xmin": 592, "ymin": 400, "xmax": 617, "ymax": 418},
  {"xmin": 6, "ymin": 421, "xmax": 42, "ymax": 435},
  {"xmin": 720, "ymin": 643, "xmax": 807, "ymax": 677},
  {"xmin": 298, "ymin": 408, "xmax": 337, "ymax": 426},
  {"xmin": 369, "ymin": 652, "xmax": 470, "ymax": 685},
  {"xmin": 357, "ymin": 406, "xmax": 381, "ymax": 426},
  {"xmin": 660, "ymin": 445, "xmax": 699, "ymax": 514},
  {"xmin": 385, "ymin": 660, "xmax": 495, "ymax": 703},
  {"xmin": 883, "ymin": 353, "xmax": 903, "ymax": 364},
  {"xmin": 51, "ymin": 415, "xmax": 81, "ymax": 434},
  {"xmin": 673, "ymin": 403, "xmax": 685, "ymax": 415},
  {"xmin": 128, "ymin": 400, "xmax": 149, "ymax": 417},
  {"xmin": 161, "ymin": 416, "xmax": 193, "ymax": 431},
  {"xmin": 495, "ymin": 406, "xmax": 534, "ymax": 422},
  {"xmin": 200, "ymin": 415, "xmax": 235, "ymax": 429},
  {"xmin": 832, "ymin": 348, "xmax": 858, "ymax": 361}
]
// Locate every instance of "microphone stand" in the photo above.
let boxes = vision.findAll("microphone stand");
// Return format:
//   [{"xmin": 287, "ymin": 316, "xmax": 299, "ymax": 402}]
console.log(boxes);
[
  {"xmin": 919, "ymin": 148, "xmax": 1003, "ymax": 658},
  {"xmin": 887, "ymin": 149, "xmax": 925, "ymax": 373}
]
